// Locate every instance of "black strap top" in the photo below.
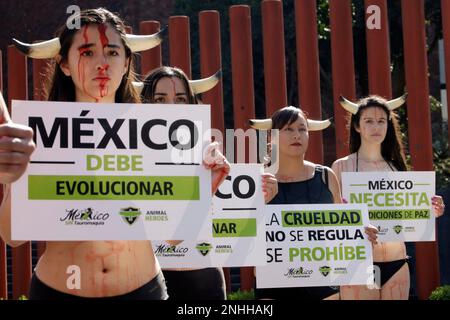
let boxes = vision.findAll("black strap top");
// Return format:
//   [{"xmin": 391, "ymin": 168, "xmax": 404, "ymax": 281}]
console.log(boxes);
[{"xmin": 269, "ymin": 165, "xmax": 334, "ymax": 205}]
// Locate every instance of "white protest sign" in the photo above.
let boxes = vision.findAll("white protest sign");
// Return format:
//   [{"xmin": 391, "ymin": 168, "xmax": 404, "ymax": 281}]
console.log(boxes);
[
  {"xmin": 342, "ymin": 171, "xmax": 435, "ymax": 241},
  {"xmin": 11, "ymin": 100, "xmax": 212, "ymax": 240},
  {"xmin": 256, "ymin": 204, "xmax": 373, "ymax": 288},
  {"xmin": 153, "ymin": 164, "xmax": 266, "ymax": 267}
]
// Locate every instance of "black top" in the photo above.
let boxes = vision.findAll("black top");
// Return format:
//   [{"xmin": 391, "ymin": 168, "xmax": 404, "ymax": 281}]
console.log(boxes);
[
  {"xmin": 269, "ymin": 165, "xmax": 334, "ymax": 205},
  {"xmin": 255, "ymin": 165, "xmax": 339, "ymax": 300}
]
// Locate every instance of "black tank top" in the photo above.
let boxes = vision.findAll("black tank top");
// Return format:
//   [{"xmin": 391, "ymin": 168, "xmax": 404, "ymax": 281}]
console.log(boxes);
[
  {"xmin": 269, "ymin": 165, "xmax": 334, "ymax": 205},
  {"xmin": 257, "ymin": 165, "xmax": 339, "ymax": 300}
]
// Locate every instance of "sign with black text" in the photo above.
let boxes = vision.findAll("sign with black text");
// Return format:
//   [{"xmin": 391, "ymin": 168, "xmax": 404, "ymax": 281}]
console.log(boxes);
[
  {"xmin": 256, "ymin": 204, "xmax": 373, "ymax": 288},
  {"xmin": 154, "ymin": 164, "xmax": 266, "ymax": 267},
  {"xmin": 11, "ymin": 100, "xmax": 212, "ymax": 240},
  {"xmin": 342, "ymin": 171, "xmax": 435, "ymax": 241}
]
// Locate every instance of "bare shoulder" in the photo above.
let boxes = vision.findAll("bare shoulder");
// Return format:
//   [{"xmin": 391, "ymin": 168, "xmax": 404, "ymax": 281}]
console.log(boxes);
[
  {"xmin": 332, "ymin": 153, "xmax": 355, "ymax": 166},
  {"xmin": 332, "ymin": 153, "xmax": 356, "ymax": 171},
  {"xmin": 321, "ymin": 165, "xmax": 342, "ymax": 203},
  {"xmin": 304, "ymin": 160, "xmax": 318, "ymax": 173}
]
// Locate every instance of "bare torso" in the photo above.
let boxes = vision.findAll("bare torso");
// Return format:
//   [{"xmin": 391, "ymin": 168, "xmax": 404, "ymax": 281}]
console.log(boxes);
[
  {"xmin": 35, "ymin": 240, "xmax": 159, "ymax": 297},
  {"xmin": 332, "ymin": 153, "xmax": 407, "ymax": 263}
]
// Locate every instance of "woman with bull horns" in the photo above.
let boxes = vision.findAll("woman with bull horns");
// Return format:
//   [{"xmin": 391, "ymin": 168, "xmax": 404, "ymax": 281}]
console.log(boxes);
[
  {"xmin": 1, "ymin": 8, "xmax": 230, "ymax": 300},
  {"xmin": 332, "ymin": 94, "xmax": 445, "ymax": 300},
  {"xmin": 137, "ymin": 66, "xmax": 221, "ymax": 104},
  {"xmin": 139, "ymin": 66, "xmax": 278, "ymax": 300},
  {"xmin": 250, "ymin": 106, "xmax": 378, "ymax": 300}
]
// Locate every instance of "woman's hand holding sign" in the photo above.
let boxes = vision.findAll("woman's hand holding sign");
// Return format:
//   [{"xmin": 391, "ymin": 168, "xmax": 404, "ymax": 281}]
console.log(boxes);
[
  {"xmin": 0, "ymin": 91, "xmax": 35, "ymax": 184},
  {"xmin": 203, "ymin": 141, "xmax": 231, "ymax": 194}
]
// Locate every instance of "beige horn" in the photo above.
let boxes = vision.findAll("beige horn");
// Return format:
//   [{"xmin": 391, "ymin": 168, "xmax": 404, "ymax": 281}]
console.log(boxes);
[
  {"xmin": 0, "ymin": 91, "xmax": 11, "ymax": 123},
  {"xmin": 12, "ymin": 37, "xmax": 61, "ymax": 59},
  {"xmin": 338, "ymin": 95, "xmax": 359, "ymax": 115},
  {"xmin": 386, "ymin": 93, "xmax": 408, "ymax": 111},
  {"xmin": 307, "ymin": 119, "xmax": 331, "ymax": 131},
  {"xmin": 132, "ymin": 81, "xmax": 144, "ymax": 95},
  {"xmin": 189, "ymin": 70, "xmax": 222, "ymax": 94},
  {"xmin": 124, "ymin": 26, "xmax": 166, "ymax": 52},
  {"xmin": 249, "ymin": 118, "xmax": 272, "ymax": 130}
]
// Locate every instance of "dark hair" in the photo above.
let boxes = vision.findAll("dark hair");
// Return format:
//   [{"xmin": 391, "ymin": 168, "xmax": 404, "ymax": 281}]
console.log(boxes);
[
  {"xmin": 45, "ymin": 8, "xmax": 140, "ymax": 103},
  {"xmin": 349, "ymin": 95, "xmax": 407, "ymax": 171},
  {"xmin": 271, "ymin": 106, "xmax": 308, "ymax": 130},
  {"xmin": 140, "ymin": 66, "xmax": 197, "ymax": 104}
]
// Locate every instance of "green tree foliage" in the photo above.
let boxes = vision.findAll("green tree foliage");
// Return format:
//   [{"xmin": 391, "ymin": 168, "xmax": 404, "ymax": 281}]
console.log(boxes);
[
  {"xmin": 227, "ymin": 289, "xmax": 254, "ymax": 300},
  {"xmin": 429, "ymin": 285, "xmax": 450, "ymax": 300}
]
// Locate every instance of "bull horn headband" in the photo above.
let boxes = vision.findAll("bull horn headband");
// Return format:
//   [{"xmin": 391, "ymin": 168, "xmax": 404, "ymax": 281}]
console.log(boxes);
[
  {"xmin": 249, "ymin": 118, "xmax": 331, "ymax": 132},
  {"xmin": 133, "ymin": 69, "xmax": 222, "ymax": 95},
  {"xmin": 339, "ymin": 93, "xmax": 408, "ymax": 115},
  {"xmin": 12, "ymin": 26, "xmax": 167, "ymax": 59}
]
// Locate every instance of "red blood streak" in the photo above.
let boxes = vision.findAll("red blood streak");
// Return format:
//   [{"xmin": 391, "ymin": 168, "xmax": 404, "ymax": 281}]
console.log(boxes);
[
  {"xmin": 168, "ymin": 77, "xmax": 177, "ymax": 102},
  {"xmin": 98, "ymin": 24, "xmax": 109, "ymax": 48},
  {"xmin": 78, "ymin": 25, "xmax": 99, "ymax": 103},
  {"xmin": 97, "ymin": 24, "xmax": 110, "ymax": 98}
]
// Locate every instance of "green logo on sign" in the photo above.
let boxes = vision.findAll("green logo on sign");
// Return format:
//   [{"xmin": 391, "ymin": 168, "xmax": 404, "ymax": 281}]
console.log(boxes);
[
  {"xmin": 119, "ymin": 207, "xmax": 141, "ymax": 225},
  {"xmin": 319, "ymin": 266, "xmax": 331, "ymax": 277},
  {"xmin": 393, "ymin": 225, "xmax": 403, "ymax": 234},
  {"xmin": 196, "ymin": 242, "xmax": 212, "ymax": 256}
]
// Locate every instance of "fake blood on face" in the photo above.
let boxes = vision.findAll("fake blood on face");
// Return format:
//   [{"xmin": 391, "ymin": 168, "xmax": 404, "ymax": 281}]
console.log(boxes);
[
  {"xmin": 77, "ymin": 26, "xmax": 99, "ymax": 102},
  {"xmin": 97, "ymin": 24, "xmax": 110, "ymax": 98},
  {"xmin": 77, "ymin": 24, "xmax": 113, "ymax": 102}
]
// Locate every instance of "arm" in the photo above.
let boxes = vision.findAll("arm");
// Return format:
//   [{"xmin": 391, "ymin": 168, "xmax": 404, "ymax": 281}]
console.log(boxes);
[
  {"xmin": 262, "ymin": 172, "xmax": 277, "ymax": 204},
  {"xmin": 331, "ymin": 159, "xmax": 343, "ymax": 190},
  {"xmin": 325, "ymin": 166, "xmax": 342, "ymax": 204},
  {"xmin": 431, "ymin": 195, "xmax": 445, "ymax": 218},
  {"xmin": 0, "ymin": 91, "xmax": 35, "ymax": 184},
  {"xmin": 203, "ymin": 142, "xmax": 230, "ymax": 194},
  {"xmin": 0, "ymin": 91, "xmax": 35, "ymax": 246},
  {"xmin": 0, "ymin": 184, "xmax": 27, "ymax": 247}
]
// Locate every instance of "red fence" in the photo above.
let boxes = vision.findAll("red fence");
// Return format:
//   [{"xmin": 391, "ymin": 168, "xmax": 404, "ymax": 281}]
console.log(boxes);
[{"xmin": 0, "ymin": 0, "xmax": 445, "ymax": 299}]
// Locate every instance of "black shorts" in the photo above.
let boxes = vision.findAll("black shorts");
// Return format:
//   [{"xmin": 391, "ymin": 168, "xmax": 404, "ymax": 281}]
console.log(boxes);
[
  {"xmin": 28, "ymin": 271, "xmax": 168, "ymax": 300},
  {"xmin": 255, "ymin": 286, "xmax": 339, "ymax": 300},
  {"xmin": 163, "ymin": 268, "xmax": 226, "ymax": 300}
]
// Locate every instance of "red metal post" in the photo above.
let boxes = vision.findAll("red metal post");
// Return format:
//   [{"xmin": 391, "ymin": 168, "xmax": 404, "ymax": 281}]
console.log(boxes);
[
  {"xmin": 230, "ymin": 5, "xmax": 257, "ymax": 292},
  {"xmin": 441, "ymin": 0, "xmax": 450, "ymax": 143},
  {"xmin": 401, "ymin": 0, "xmax": 440, "ymax": 299},
  {"xmin": 261, "ymin": 0, "xmax": 288, "ymax": 116},
  {"xmin": 139, "ymin": 21, "xmax": 162, "ymax": 77},
  {"xmin": 32, "ymin": 59, "xmax": 47, "ymax": 101},
  {"xmin": 329, "ymin": 0, "xmax": 356, "ymax": 159},
  {"xmin": 199, "ymin": 11, "xmax": 225, "ymax": 134},
  {"xmin": 230, "ymin": 5, "xmax": 256, "ymax": 148},
  {"xmin": 199, "ymin": 10, "xmax": 228, "ymax": 292},
  {"xmin": 295, "ymin": 0, "xmax": 324, "ymax": 164},
  {"xmin": 7, "ymin": 45, "xmax": 32, "ymax": 299},
  {"xmin": 365, "ymin": 0, "xmax": 392, "ymax": 98},
  {"xmin": 0, "ymin": 49, "xmax": 7, "ymax": 299},
  {"xmin": 169, "ymin": 16, "xmax": 192, "ymax": 78}
]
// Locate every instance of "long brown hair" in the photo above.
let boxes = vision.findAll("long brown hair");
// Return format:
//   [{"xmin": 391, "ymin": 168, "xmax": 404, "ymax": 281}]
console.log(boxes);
[
  {"xmin": 349, "ymin": 95, "xmax": 407, "ymax": 171},
  {"xmin": 140, "ymin": 66, "xmax": 197, "ymax": 104},
  {"xmin": 44, "ymin": 8, "xmax": 140, "ymax": 103}
]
